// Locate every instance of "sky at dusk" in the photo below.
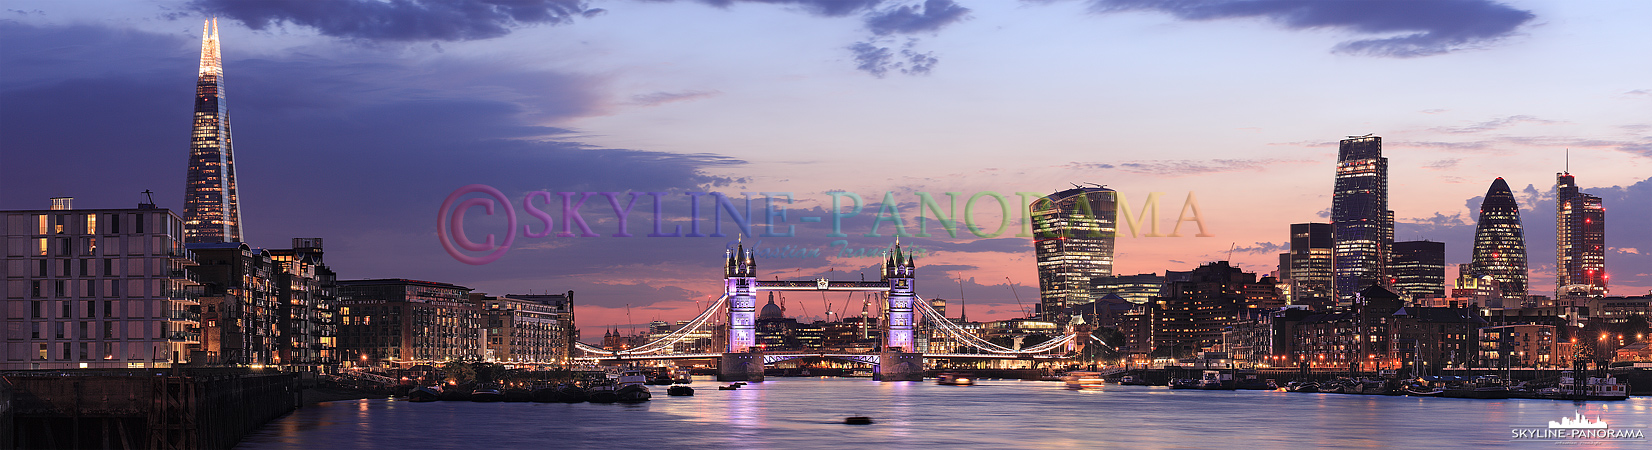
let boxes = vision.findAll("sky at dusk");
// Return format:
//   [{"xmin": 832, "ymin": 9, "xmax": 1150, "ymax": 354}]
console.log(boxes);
[{"xmin": 2, "ymin": 0, "xmax": 1649, "ymax": 341}]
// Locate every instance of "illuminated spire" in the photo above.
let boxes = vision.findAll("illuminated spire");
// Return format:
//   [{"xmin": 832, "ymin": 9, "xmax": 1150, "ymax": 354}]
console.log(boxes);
[{"xmin": 199, "ymin": 18, "xmax": 222, "ymax": 76}]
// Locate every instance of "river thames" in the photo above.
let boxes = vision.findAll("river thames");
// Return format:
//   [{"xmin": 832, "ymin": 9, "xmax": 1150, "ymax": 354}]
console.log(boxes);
[{"xmin": 238, "ymin": 378, "xmax": 1649, "ymax": 449}]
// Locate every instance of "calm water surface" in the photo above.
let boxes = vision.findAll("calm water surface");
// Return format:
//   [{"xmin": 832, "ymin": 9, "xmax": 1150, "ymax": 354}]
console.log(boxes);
[{"xmin": 238, "ymin": 377, "xmax": 1650, "ymax": 449}]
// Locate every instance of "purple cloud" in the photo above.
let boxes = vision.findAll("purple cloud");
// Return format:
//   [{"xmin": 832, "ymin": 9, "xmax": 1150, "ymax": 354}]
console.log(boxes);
[
  {"xmin": 1087, "ymin": 0, "xmax": 1536, "ymax": 57},
  {"xmin": 192, "ymin": 0, "xmax": 593, "ymax": 42},
  {"xmin": 866, "ymin": 0, "xmax": 970, "ymax": 35}
]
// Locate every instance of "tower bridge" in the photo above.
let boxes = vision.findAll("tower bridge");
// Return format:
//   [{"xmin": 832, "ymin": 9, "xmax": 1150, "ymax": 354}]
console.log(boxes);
[{"xmin": 572, "ymin": 240, "xmax": 1084, "ymax": 381}]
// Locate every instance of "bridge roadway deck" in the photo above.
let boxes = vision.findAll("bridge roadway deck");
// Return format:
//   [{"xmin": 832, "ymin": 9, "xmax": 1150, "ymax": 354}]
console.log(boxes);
[{"xmin": 573, "ymin": 352, "xmax": 1064, "ymax": 363}]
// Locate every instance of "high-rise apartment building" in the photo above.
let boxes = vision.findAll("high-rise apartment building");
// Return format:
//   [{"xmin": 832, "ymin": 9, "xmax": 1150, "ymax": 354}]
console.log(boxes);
[
  {"xmin": 184, "ymin": 19, "xmax": 243, "ymax": 244},
  {"xmin": 190, "ymin": 238, "xmax": 338, "ymax": 370},
  {"xmin": 1285, "ymin": 223, "xmax": 1334, "ymax": 305},
  {"xmin": 1392, "ymin": 240, "xmax": 1446, "ymax": 300},
  {"xmin": 2, "ymin": 199, "xmax": 204, "ymax": 369},
  {"xmin": 1469, "ymin": 178, "xmax": 1529, "ymax": 301},
  {"xmin": 1332, "ymin": 135, "xmax": 1393, "ymax": 305},
  {"xmin": 1031, "ymin": 186, "xmax": 1117, "ymax": 320},
  {"xmin": 1555, "ymin": 172, "xmax": 1606, "ymax": 298}
]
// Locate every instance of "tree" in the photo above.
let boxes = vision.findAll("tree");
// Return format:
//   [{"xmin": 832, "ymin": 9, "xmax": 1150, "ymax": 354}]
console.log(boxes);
[{"xmin": 442, "ymin": 360, "xmax": 475, "ymax": 385}]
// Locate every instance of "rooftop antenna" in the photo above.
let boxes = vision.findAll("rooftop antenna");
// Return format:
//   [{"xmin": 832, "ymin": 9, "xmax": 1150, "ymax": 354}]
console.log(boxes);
[
  {"xmin": 958, "ymin": 276, "xmax": 967, "ymax": 322},
  {"xmin": 1565, "ymin": 148, "xmax": 1570, "ymax": 173}
]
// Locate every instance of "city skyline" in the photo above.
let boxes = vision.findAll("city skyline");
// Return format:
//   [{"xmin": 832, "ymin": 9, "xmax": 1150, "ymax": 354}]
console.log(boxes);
[{"xmin": 3, "ymin": 0, "xmax": 1650, "ymax": 337}]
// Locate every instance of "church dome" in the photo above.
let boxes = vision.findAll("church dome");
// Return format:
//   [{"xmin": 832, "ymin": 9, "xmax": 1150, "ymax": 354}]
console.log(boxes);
[{"xmin": 759, "ymin": 298, "xmax": 784, "ymax": 320}]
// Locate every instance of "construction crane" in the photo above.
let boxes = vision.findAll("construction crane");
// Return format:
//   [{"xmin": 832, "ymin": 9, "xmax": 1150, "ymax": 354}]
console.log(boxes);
[{"xmin": 1005, "ymin": 277, "xmax": 1032, "ymax": 318}]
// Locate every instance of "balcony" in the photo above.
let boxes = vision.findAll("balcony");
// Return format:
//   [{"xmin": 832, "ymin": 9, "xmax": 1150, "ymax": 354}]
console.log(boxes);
[
  {"xmin": 167, "ymin": 310, "xmax": 202, "ymax": 322},
  {"xmin": 166, "ymin": 331, "xmax": 202, "ymax": 342}
]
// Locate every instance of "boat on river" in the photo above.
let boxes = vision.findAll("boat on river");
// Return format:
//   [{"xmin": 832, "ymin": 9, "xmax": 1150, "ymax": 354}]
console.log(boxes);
[
  {"xmin": 937, "ymin": 372, "xmax": 976, "ymax": 386},
  {"xmin": 408, "ymin": 386, "xmax": 441, "ymax": 402},
  {"xmin": 1443, "ymin": 376, "xmax": 1509, "ymax": 399},
  {"xmin": 1059, "ymin": 372, "xmax": 1104, "ymax": 390}
]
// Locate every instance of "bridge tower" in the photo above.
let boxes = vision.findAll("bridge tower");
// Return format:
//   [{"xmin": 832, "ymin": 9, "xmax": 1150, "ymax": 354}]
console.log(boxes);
[
  {"xmin": 720, "ymin": 242, "xmax": 764, "ymax": 381},
  {"xmin": 878, "ymin": 241, "xmax": 924, "ymax": 381}
]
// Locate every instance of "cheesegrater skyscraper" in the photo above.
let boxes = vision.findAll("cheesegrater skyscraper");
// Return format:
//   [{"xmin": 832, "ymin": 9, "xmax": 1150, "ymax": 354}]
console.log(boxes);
[{"xmin": 1331, "ymin": 135, "xmax": 1393, "ymax": 305}]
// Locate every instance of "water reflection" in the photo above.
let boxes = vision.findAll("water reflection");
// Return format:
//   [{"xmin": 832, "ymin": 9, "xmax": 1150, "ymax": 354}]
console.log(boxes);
[{"xmin": 239, "ymin": 378, "xmax": 1651, "ymax": 449}]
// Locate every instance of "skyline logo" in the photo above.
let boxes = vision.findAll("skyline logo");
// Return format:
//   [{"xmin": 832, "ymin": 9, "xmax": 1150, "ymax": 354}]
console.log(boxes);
[
  {"xmin": 1511, "ymin": 412, "xmax": 1645, "ymax": 442},
  {"xmin": 437, "ymin": 184, "xmax": 1211, "ymax": 265}
]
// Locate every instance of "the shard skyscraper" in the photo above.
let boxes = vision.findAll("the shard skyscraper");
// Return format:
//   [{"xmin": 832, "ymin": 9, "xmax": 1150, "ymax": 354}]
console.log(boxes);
[{"xmin": 184, "ymin": 18, "xmax": 243, "ymax": 243}]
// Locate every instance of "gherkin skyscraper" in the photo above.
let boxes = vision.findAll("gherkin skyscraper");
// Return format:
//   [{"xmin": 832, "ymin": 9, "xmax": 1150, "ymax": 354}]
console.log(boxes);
[
  {"xmin": 1469, "ymin": 178, "xmax": 1528, "ymax": 301},
  {"xmin": 184, "ymin": 18, "xmax": 243, "ymax": 243}
]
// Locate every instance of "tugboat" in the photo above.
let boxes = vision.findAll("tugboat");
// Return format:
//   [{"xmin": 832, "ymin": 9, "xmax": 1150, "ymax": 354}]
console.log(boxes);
[
  {"xmin": 614, "ymin": 369, "xmax": 652, "ymax": 402},
  {"xmin": 408, "ymin": 386, "xmax": 442, "ymax": 402},
  {"xmin": 667, "ymin": 385, "xmax": 695, "ymax": 396},
  {"xmin": 1169, "ymin": 379, "xmax": 1199, "ymax": 389},
  {"xmin": 719, "ymin": 384, "xmax": 740, "ymax": 390},
  {"xmin": 937, "ymin": 372, "xmax": 976, "ymax": 386}
]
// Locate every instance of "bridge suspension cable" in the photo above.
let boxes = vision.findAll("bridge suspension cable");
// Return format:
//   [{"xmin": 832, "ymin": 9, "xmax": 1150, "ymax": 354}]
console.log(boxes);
[
  {"xmin": 913, "ymin": 296, "xmax": 1075, "ymax": 354},
  {"xmin": 574, "ymin": 294, "xmax": 729, "ymax": 356}
]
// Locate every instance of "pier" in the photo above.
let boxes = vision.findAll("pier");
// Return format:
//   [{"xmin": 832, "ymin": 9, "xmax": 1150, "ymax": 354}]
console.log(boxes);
[{"xmin": 1, "ymin": 369, "xmax": 298, "ymax": 450}]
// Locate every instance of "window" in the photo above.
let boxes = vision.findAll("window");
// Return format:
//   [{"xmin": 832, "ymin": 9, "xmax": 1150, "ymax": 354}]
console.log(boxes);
[
  {"xmin": 85, "ymin": 214, "xmax": 97, "ymax": 235},
  {"xmin": 54, "ymin": 280, "xmax": 66, "ymax": 298},
  {"xmin": 79, "ymin": 259, "xmax": 89, "ymax": 277},
  {"xmin": 31, "ymin": 301, "xmax": 41, "ymax": 318},
  {"xmin": 104, "ymin": 301, "xmax": 112, "ymax": 318},
  {"xmin": 133, "ymin": 214, "xmax": 143, "ymax": 234},
  {"xmin": 103, "ymin": 259, "xmax": 114, "ymax": 277},
  {"xmin": 108, "ymin": 214, "xmax": 120, "ymax": 235},
  {"xmin": 36, "ymin": 215, "xmax": 48, "ymax": 235}
]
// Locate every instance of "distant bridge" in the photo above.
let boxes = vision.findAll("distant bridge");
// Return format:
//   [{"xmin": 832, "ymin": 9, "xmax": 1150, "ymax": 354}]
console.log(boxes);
[{"xmin": 571, "ymin": 241, "xmax": 1099, "ymax": 379}]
